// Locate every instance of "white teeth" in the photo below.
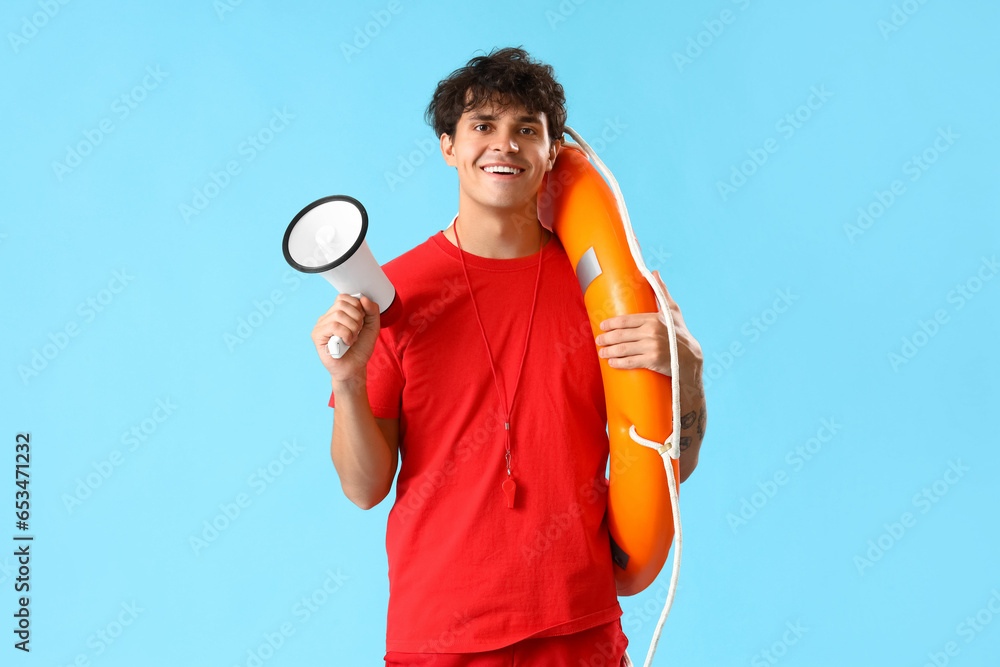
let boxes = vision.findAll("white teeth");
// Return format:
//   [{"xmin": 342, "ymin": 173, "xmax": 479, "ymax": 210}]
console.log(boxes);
[{"xmin": 483, "ymin": 165, "xmax": 523, "ymax": 174}]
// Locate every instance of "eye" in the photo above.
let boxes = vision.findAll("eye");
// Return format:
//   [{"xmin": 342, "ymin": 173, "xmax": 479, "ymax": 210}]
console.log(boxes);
[
  {"xmin": 474, "ymin": 124, "xmax": 490, "ymax": 131},
  {"xmin": 520, "ymin": 127, "xmax": 536, "ymax": 135}
]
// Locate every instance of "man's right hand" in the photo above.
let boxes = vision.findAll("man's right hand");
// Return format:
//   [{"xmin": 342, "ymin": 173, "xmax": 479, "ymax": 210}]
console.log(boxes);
[{"xmin": 311, "ymin": 294, "xmax": 381, "ymax": 384}]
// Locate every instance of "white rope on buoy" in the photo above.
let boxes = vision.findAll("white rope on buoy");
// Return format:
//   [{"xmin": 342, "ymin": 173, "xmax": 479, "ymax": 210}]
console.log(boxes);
[{"xmin": 563, "ymin": 126, "xmax": 683, "ymax": 667}]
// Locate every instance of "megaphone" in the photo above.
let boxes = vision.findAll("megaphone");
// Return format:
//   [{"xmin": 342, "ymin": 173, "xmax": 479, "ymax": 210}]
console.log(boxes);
[{"xmin": 282, "ymin": 195, "xmax": 398, "ymax": 358}]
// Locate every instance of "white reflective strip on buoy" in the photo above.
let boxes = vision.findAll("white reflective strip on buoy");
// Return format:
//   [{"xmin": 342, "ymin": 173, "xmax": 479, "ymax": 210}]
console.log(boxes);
[{"xmin": 575, "ymin": 246, "xmax": 603, "ymax": 295}]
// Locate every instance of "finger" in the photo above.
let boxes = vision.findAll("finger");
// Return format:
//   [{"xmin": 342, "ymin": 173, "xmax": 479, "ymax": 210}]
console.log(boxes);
[
  {"xmin": 314, "ymin": 320, "xmax": 353, "ymax": 348},
  {"xmin": 331, "ymin": 296, "xmax": 365, "ymax": 321},
  {"xmin": 319, "ymin": 306, "xmax": 363, "ymax": 333},
  {"xmin": 319, "ymin": 310, "xmax": 363, "ymax": 340},
  {"xmin": 327, "ymin": 323, "xmax": 358, "ymax": 347},
  {"xmin": 605, "ymin": 352, "xmax": 649, "ymax": 370},
  {"xmin": 652, "ymin": 271, "xmax": 681, "ymax": 305},
  {"xmin": 651, "ymin": 271, "xmax": 680, "ymax": 308},
  {"xmin": 595, "ymin": 324, "xmax": 649, "ymax": 346},
  {"xmin": 599, "ymin": 312, "xmax": 653, "ymax": 332},
  {"xmin": 329, "ymin": 312, "xmax": 364, "ymax": 343},
  {"xmin": 598, "ymin": 341, "xmax": 648, "ymax": 359},
  {"xmin": 651, "ymin": 273, "xmax": 691, "ymax": 330},
  {"xmin": 358, "ymin": 296, "xmax": 381, "ymax": 314}
]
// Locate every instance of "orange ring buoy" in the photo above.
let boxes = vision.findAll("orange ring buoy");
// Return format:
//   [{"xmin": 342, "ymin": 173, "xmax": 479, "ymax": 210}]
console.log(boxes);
[{"xmin": 539, "ymin": 141, "xmax": 678, "ymax": 597}]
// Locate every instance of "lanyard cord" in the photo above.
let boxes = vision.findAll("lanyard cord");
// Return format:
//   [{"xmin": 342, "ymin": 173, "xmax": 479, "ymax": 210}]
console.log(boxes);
[{"xmin": 453, "ymin": 217, "xmax": 546, "ymax": 505}]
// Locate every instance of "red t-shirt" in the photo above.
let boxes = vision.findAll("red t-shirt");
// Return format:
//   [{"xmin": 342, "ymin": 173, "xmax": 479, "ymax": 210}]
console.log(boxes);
[{"xmin": 329, "ymin": 222, "xmax": 621, "ymax": 653}]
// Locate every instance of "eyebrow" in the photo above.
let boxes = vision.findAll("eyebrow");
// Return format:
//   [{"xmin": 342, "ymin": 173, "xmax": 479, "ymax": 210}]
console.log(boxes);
[{"xmin": 469, "ymin": 113, "xmax": 542, "ymax": 125}]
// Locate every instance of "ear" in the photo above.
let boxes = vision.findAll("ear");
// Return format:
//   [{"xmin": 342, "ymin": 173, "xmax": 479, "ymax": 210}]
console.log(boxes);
[
  {"xmin": 545, "ymin": 137, "xmax": 562, "ymax": 172},
  {"xmin": 441, "ymin": 133, "xmax": 457, "ymax": 167}
]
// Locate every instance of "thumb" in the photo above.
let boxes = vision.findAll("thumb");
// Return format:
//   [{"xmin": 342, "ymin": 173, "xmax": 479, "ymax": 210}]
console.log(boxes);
[{"xmin": 650, "ymin": 270, "xmax": 675, "ymax": 312}]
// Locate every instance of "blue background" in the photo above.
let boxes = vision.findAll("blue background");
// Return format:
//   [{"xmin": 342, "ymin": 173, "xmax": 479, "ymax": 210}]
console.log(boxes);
[{"xmin": 3, "ymin": 1, "xmax": 998, "ymax": 665}]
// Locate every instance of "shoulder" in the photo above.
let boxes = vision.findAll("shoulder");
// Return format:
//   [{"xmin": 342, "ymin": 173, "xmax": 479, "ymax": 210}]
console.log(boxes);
[
  {"xmin": 378, "ymin": 234, "xmax": 450, "ymax": 299},
  {"xmin": 377, "ymin": 232, "xmax": 456, "ymax": 344},
  {"xmin": 382, "ymin": 232, "xmax": 446, "ymax": 273}
]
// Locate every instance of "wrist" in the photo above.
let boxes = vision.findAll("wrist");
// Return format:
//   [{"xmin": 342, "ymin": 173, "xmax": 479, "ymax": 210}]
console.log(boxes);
[
  {"xmin": 677, "ymin": 350, "xmax": 703, "ymax": 385},
  {"xmin": 332, "ymin": 375, "xmax": 367, "ymax": 397}
]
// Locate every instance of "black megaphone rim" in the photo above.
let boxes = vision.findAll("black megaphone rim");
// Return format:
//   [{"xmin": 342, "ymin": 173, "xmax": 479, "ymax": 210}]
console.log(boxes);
[{"xmin": 282, "ymin": 195, "xmax": 369, "ymax": 274}]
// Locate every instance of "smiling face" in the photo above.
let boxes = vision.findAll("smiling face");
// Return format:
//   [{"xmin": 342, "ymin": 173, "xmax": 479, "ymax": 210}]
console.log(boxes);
[{"xmin": 441, "ymin": 94, "xmax": 561, "ymax": 218}]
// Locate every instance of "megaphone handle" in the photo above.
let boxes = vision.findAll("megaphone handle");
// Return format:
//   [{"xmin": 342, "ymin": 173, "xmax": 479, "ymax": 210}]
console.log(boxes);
[{"xmin": 327, "ymin": 292, "xmax": 365, "ymax": 358}]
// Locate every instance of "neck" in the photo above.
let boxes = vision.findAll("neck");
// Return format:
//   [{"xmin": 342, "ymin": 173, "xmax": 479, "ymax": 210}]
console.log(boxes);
[{"xmin": 443, "ymin": 198, "xmax": 550, "ymax": 259}]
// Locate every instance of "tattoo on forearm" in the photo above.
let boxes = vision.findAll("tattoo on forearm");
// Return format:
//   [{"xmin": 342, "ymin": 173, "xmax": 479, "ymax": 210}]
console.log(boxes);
[{"xmin": 678, "ymin": 406, "xmax": 706, "ymax": 454}]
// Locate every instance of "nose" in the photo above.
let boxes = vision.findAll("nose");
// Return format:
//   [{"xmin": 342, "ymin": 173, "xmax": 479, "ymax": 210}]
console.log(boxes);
[{"xmin": 490, "ymin": 127, "xmax": 519, "ymax": 153}]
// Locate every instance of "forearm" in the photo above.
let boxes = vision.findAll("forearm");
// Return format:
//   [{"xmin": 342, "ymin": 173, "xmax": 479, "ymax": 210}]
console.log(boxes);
[
  {"xmin": 676, "ymin": 365, "xmax": 706, "ymax": 483},
  {"xmin": 331, "ymin": 378, "xmax": 394, "ymax": 509}
]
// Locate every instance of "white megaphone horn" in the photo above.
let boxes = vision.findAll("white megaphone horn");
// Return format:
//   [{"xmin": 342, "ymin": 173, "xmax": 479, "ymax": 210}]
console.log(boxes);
[{"xmin": 282, "ymin": 195, "xmax": 399, "ymax": 358}]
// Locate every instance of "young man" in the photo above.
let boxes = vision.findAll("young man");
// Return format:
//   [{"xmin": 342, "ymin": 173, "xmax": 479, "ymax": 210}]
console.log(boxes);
[{"xmin": 313, "ymin": 47, "xmax": 706, "ymax": 666}]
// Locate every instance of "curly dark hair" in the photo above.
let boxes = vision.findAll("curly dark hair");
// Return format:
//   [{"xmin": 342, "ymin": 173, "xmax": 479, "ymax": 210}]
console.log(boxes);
[{"xmin": 424, "ymin": 46, "xmax": 567, "ymax": 145}]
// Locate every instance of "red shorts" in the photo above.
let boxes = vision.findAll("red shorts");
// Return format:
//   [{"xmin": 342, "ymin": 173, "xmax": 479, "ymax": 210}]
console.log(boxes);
[{"xmin": 383, "ymin": 618, "xmax": 630, "ymax": 667}]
